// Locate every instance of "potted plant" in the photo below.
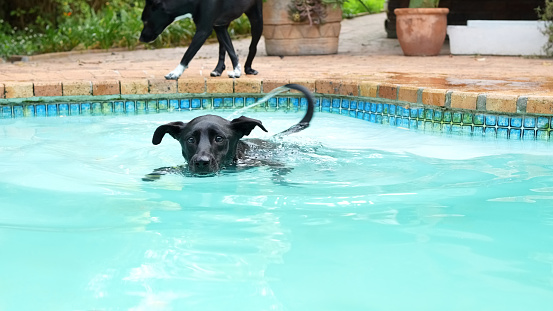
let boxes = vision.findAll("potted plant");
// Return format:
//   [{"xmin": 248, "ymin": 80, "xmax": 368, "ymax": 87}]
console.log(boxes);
[
  {"xmin": 394, "ymin": 0, "xmax": 449, "ymax": 56},
  {"xmin": 263, "ymin": 0, "xmax": 346, "ymax": 56}
]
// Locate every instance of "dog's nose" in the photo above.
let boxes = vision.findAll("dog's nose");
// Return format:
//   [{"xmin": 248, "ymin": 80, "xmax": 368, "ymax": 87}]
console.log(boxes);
[{"xmin": 193, "ymin": 156, "xmax": 212, "ymax": 170}]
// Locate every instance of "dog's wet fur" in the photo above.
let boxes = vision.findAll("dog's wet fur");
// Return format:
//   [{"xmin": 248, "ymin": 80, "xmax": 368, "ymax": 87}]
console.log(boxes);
[{"xmin": 144, "ymin": 84, "xmax": 315, "ymax": 180}]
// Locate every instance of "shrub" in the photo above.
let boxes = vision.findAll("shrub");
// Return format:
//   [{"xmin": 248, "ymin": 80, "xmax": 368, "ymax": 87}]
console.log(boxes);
[{"xmin": 537, "ymin": 0, "xmax": 553, "ymax": 56}]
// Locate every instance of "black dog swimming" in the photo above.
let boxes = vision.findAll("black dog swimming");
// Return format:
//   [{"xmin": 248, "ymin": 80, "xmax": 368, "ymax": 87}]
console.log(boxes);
[
  {"xmin": 145, "ymin": 84, "xmax": 315, "ymax": 179},
  {"xmin": 139, "ymin": 0, "xmax": 262, "ymax": 79}
]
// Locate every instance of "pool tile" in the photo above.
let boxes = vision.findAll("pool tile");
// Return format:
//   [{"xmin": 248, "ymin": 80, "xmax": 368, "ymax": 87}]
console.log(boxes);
[
  {"xmin": 497, "ymin": 116, "xmax": 509, "ymax": 127},
  {"xmin": 497, "ymin": 128, "xmax": 509, "ymax": 139},
  {"xmin": 1, "ymin": 106, "xmax": 12, "ymax": 118},
  {"xmin": 401, "ymin": 106, "xmax": 409, "ymax": 117},
  {"xmin": 70, "ymin": 103, "xmax": 80, "ymax": 115},
  {"xmin": 36, "ymin": 104, "xmax": 46, "ymax": 117},
  {"xmin": 213, "ymin": 98, "xmax": 223, "ymax": 108},
  {"xmin": 510, "ymin": 117, "xmax": 522, "ymax": 128},
  {"xmin": 484, "ymin": 127, "xmax": 497, "ymax": 137},
  {"xmin": 11, "ymin": 105, "xmax": 23, "ymax": 118},
  {"xmin": 349, "ymin": 100, "xmax": 357, "ymax": 110},
  {"xmin": 382, "ymin": 104, "xmax": 389, "ymax": 114},
  {"xmin": 125, "ymin": 101, "xmax": 136, "ymax": 112},
  {"xmin": 523, "ymin": 117, "xmax": 536, "ymax": 128},
  {"xmin": 114, "ymin": 101, "xmax": 124, "ymax": 112},
  {"xmin": 410, "ymin": 108, "xmax": 418, "ymax": 118},
  {"xmin": 473, "ymin": 114, "xmax": 484, "ymax": 125},
  {"xmin": 92, "ymin": 102, "xmax": 103, "ymax": 114},
  {"xmin": 452, "ymin": 112, "xmax": 462, "ymax": 124},
  {"xmin": 443, "ymin": 111, "xmax": 452, "ymax": 123},
  {"xmin": 462, "ymin": 125, "xmax": 472, "ymax": 135},
  {"xmin": 59, "ymin": 104, "xmax": 69, "ymax": 116},
  {"xmin": 81, "ymin": 103, "xmax": 91, "ymax": 114},
  {"xmin": 300, "ymin": 98, "xmax": 308, "ymax": 110},
  {"xmin": 462, "ymin": 113, "xmax": 473, "ymax": 124},
  {"xmin": 102, "ymin": 102, "xmax": 113, "ymax": 114},
  {"xmin": 377, "ymin": 103, "xmax": 384, "ymax": 113},
  {"xmin": 442, "ymin": 123, "xmax": 451, "ymax": 133},
  {"xmin": 509, "ymin": 129, "xmax": 521, "ymax": 139},
  {"xmin": 537, "ymin": 130, "xmax": 550, "ymax": 141},
  {"xmin": 201, "ymin": 98, "xmax": 211, "ymax": 109},
  {"xmin": 401, "ymin": 118, "xmax": 409, "ymax": 128},
  {"xmin": 537, "ymin": 117, "xmax": 549, "ymax": 129},
  {"xmin": 389, "ymin": 116, "xmax": 396, "ymax": 125},
  {"xmin": 425, "ymin": 109, "xmax": 434, "ymax": 120},
  {"xmin": 433, "ymin": 122, "xmax": 443, "ymax": 132},
  {"xmin": 389, "ymin": 105, "xmax": 396, "ymax": 115},
  {"xmin": 224, "ymin": 97, "xmax": 234, "ymax": 108},
  {"xmin": 473, "ymin": 126, "xmax": 484, "ymax": 136},
  {"xmin": 523, "ymin": 129, "xmax": 536, "ymax": 140},
  {"xmin": 180, "ymin": 99, "xmax": 190, "ymax": 109},
  {"xmin": 341, "ymin": 99, "xmax": 349, "ymax": 109},
  {"xmin": 169, "ymin": 99, "xmax": 179, "ymax": 110},
  {"xmin": 136, "ymin": 101, "xmax": 146, "ymax": 111},
  {"xmin": 191, "ymin": 99, "xmax": 201, "ymax": 109},
  {"xmin": 46, "ymin": 104, "xmax": 58, "ymax": 117},
  {"xmin": 485, "ymin": 115, "xmax": 497, "ymax": 126},
  {"xmin": 409, "ymin": 119, "xmax": 418, "ymax": 129},
  {"xmin": 278, "ymin": 97, "xmax": 288, "ymax": 109},
  {"xmin": 235, "ymin": 97, "xmax": 245, "ymax": 108},
  {"xmin": 356, "ymin": 111, "xmax": 364, "ymax": 119},
  {"xmin": 451, "ymin": 124, "xmax": 462, "ymax": 134},
  {"xmin": 146, "ymin": 100, "xmax": 157, "ymax": 112},
  {"xmin": 433, "ymin": 110, "xmax": 443, "ymax": 122},
  {"xmin": 24, "ymin": 105, "xmax": 35, "ymax": 117}
]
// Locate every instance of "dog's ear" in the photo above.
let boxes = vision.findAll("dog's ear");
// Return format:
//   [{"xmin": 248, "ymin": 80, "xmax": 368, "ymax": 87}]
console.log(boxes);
[
  {"xmin": 230, "ymin": 116, "xmax": 268, "ymax": 137},
  {"xmin": 152, "ymin": 121, "xmax": 186, "ymax": 145}
]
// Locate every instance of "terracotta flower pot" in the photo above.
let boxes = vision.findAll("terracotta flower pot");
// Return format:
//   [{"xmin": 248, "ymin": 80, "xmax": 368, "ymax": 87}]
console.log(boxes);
[
  {"xmin": 263, "ymin": 0, "xmax": 342, "ymax": 56},
  {"xmin": 394, "ymin": 8, "xmax": 449, "ymax": 56}
]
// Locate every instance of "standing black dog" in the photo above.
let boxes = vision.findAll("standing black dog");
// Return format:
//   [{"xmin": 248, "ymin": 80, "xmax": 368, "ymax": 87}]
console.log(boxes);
[
  {"xmin": 148, "ymin": 84, "xmax": 316, "ymax": 176},
  {"xmin": 139, "ymin": 0, "xmax": 262, "ymax": 79}
]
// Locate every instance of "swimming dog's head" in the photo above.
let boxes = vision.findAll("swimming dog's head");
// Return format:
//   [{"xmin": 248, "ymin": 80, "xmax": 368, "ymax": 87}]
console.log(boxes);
[{"xmin": 152, "ymin": 115, "xmax": 267, "ymax": 174}]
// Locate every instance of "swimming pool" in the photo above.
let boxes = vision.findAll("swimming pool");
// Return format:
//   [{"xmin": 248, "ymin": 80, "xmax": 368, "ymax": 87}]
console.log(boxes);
[{"xmin": 1, "ymin": 108, "xmax": 553, "ymax": 310}]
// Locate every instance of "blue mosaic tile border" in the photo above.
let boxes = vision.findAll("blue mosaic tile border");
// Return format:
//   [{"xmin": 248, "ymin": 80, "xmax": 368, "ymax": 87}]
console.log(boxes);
[{"xmin": 1, "ymin": 95, "xmax": 552, "ymax": 141}]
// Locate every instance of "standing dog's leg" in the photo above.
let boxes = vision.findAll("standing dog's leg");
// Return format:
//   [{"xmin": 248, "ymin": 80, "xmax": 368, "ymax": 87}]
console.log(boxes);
[
  {"xmin": 165, "ymin": 21, "xmax": 214, "ymax": 80},
  {"xmin": 211, "ymin": 41, "xmax": 227, "ymax": 77},
  {"xmin": 244, "ymin": 1, "xmax": 263, "ymax": 75},
  {"xmin": 214, "ymin": 25, "xmax": 241, "ymax": 78}
]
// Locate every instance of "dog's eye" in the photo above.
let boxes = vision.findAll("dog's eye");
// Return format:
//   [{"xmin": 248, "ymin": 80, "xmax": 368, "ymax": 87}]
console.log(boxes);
[
  {"xmin": 215, "ymin": 136, "xmax": 224, "ymax": 143},
  {"xmin": 187, "ymin": 137, "xmax": 195, "ymax": 144}
]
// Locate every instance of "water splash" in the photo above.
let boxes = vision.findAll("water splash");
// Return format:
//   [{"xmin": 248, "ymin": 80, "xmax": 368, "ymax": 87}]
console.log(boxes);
[{"xmin": 226, "ymin": 85, "xmax": 291, "ymax": 120}]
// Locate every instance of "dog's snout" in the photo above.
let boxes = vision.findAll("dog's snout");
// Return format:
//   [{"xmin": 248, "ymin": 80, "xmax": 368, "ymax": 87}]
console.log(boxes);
[
  {"xmin": 190, "ymin": 155, "xmax": 217, "ymax": 174},
  {"xmin": 194, "ymin": 156, "xmax": 211, "ymax": 168}
]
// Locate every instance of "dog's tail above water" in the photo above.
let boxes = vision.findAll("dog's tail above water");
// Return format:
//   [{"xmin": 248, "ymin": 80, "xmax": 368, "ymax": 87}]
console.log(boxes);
[{"xmin": 275, "ymin": 83, "xmax": 316, "ymax": 137}]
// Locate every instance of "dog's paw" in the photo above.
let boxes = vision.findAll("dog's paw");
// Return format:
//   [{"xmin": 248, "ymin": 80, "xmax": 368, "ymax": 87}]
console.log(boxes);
[
  {"xmin": 245, "ymin": 67, "xmax": 259, "ymax": 75},
  {"xmin": 228, "ymin": 64, "xmax": 242, "ymax": 78},
  {"xmin": 165, "ymin": 64, "xmax": 187, "ymax": 80},
  {"xmin": 210, "ymin": 70, "xmax": 222, "ymax": 77}
]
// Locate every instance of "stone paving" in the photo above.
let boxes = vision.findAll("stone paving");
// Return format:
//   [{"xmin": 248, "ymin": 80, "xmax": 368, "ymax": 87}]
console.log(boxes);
[{"xmin": 0, "ymin": 13, "xmax": 552, "ymax": 114}]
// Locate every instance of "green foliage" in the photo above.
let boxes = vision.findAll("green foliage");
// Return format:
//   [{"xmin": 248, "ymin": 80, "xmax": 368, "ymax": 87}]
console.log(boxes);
[
  {"xmin": 408, "ymin": 0, "xmax": 439, "ymax": 8},
  {"xmin": 342, "ymin": 0, "xmax": 385, "ymax": 17},
  {"xmin": 536, "ymin": 0, "xmax": 553, "ymax": 56}
]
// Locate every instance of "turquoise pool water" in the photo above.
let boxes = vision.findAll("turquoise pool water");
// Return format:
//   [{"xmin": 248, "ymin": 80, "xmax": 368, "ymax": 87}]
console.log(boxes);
[{"xmin": 1, "ymin": 111, "xmax": 553, "ymax": 310}]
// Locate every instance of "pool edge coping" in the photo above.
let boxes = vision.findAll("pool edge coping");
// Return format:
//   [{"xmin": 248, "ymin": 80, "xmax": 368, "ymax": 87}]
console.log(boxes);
[{"xmin": 1, "ymin": 78, "xmax": 553, "ymax": 116}]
